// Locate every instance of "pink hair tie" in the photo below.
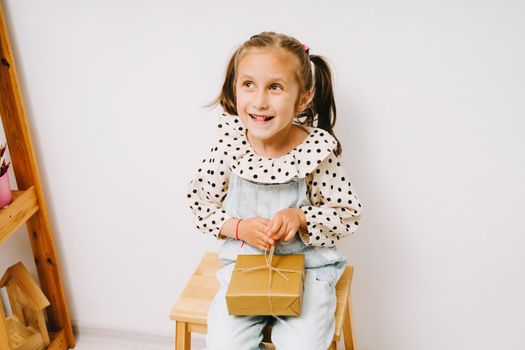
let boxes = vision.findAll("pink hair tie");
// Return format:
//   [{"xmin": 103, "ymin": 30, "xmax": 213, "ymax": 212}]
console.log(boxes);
[{"xmin": 303, "ymin": 43, "xmax": 310, "ymax": 54}]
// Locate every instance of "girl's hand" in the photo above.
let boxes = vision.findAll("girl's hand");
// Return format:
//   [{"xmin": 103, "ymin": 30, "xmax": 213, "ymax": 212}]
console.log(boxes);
[
  {"xmin": 265, "ymin": 208, "xmax": 306, "ymax": 243},
  {"xmin": 238, "ymin": 217, "xmax": 275, "ymax": 251}
]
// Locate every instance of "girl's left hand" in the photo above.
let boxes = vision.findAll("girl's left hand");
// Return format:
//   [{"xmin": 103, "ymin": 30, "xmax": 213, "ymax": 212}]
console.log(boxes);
[{"xmin": 265, "ymin": 208, "xmax": 306, "ymax": 243}]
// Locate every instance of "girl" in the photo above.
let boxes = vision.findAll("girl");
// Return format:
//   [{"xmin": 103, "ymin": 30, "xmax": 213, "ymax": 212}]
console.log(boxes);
[{"xmin": 187, "ymin": 32, "xmax": 362, "ymax": 350}]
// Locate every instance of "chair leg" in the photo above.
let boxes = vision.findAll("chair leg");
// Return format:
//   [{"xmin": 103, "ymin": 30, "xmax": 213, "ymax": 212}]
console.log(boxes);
[
  {"xmin": 175, "ymin": 321, "xmax": 191, "ymax": 350},
  {"xmin": 343, "ymin": 296, "xmax": 356, "ymax": 350}
]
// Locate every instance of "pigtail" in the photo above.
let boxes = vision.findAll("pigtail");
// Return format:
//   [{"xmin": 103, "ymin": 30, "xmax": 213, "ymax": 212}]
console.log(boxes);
[
  {"xmin": 208, "ymin": 50, "xmax": 238, "ymax": 115},
  {"xmin": 309, "ymin": 55, "xmax": 342, "ymax": 156}
]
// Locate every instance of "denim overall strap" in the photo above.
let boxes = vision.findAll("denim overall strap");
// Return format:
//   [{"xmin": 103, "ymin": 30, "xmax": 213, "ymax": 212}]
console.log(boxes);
[{"xmin": 219, "ymin": 174, "xmax": 346, "ymax": 271}]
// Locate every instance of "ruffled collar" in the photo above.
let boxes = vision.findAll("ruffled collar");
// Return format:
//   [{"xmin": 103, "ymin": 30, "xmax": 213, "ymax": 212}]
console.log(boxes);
[{"xmin": 216, "ymin": 113, "xmax": 337, "ymax": 184}]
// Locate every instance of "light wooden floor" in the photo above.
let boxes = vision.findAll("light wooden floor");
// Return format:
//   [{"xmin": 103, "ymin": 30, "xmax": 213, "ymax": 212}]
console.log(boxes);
[
  {"xmin": 75, "ymin": 339, "xmax": 173, "ymax": 350},
  {"xmin": 74, "ymin": 329, "xmax": 192, "ymax": 350}
]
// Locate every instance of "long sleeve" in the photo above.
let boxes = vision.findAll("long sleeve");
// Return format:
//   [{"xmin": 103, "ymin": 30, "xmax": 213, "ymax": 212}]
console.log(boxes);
[
  {"xmin": 186, "ymin": 144, "xmax": 232, "ymax": 238},
  {"xmin": 299, "ymin": 152, "xmax": 362, "ymax": 247}
]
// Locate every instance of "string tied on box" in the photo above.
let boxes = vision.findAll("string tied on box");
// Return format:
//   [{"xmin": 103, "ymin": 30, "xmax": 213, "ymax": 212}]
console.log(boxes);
[{"xmin": 235, "ymin": 245, "xmax": 302, "ymax": 315}]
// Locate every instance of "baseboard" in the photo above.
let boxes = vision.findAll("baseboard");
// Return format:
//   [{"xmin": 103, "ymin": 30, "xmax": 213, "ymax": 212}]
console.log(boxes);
[{"xmin": 74, "ymin": 323, "xmax": 205, "ymax": 349}]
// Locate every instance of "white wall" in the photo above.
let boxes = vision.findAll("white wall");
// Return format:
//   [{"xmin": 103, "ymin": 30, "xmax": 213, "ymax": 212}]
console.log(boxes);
[{"xmin": 1, "ymin": 0, "xmax": 524, "ymax": 349}]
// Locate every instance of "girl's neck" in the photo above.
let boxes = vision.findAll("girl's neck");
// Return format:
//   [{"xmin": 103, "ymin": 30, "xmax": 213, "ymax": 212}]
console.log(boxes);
[{"xmin": 247, "ymin": 124, "xmax": 308, "ymax": 158}]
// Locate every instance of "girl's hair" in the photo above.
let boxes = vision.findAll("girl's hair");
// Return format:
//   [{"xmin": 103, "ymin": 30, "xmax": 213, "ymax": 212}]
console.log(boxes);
[{"xmin": 211, "ymin": 31, "xmax": 342, "ymax": 156}]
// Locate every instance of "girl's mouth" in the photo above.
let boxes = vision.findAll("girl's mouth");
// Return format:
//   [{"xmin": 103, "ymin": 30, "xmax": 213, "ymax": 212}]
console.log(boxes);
[{"xmin": 250, "ymin": 114, "xmax": 274, "ymax": 124}]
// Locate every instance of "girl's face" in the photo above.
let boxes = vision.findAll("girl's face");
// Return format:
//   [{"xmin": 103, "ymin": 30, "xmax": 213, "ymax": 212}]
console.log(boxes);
[{"xmin": 235, "ymin": 48, "xmax": 310, "ymax": 146}]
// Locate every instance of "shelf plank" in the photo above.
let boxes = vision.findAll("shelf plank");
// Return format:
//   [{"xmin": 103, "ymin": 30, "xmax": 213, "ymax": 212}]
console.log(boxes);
[
  {"xmin": 47, "ymin": 329, "xmax": 68, "ymax": 350},
  {"xmin": 0, "ymin": 186, "xmax": 38, "ymax": 244}
]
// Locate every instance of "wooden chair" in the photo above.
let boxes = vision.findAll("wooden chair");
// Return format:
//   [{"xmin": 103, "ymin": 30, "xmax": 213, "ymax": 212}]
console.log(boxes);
[{"xmin": 170, "ymin": 252, "xmax": 356, "ymax": 350}]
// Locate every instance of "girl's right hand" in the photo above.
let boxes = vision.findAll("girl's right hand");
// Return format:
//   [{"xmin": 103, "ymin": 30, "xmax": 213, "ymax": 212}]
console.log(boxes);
[{"xmin": 238, "ymin": 217, "xmax": 275, "ymax": 251}]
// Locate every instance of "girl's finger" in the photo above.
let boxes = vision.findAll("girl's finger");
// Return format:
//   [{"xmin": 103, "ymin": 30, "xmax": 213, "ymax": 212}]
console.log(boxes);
[
  {"xmin": 257, "ymin": 234, "xmax": 272, "ymax": 247},
  {"xmin": 267, "ymin": 217, "xmax": 282, "ymax": 235},
  {"xmin": 257, "ymin": 229, "xmax": 274, "ymax": 245},
  {"xmin": 264, "ymin": 221, "xmax": 272, "ymax": 234},
  {"xmin": 284, "ymin": 227, "xmax": 297, "ymax": 241},
  {"xmin": 275, "ymin": 220, "xmax": 288, "ymax": 240},
  {"xmin": 271, "ymin": 218, "xmax": 281, "ymax": 233},
  {"xmin": 259, "ymin": 218, "xmax": 271, "ymax": 227},
  {"xmin": 262, "ymin": 233, "xmax": 274, "ymax": 246},
  {"xmin": 264, "ymin": 222, "xmax": 275, "ymax": 235}
]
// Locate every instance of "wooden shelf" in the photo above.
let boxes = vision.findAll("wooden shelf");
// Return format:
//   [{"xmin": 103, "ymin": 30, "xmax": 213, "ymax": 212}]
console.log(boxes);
[
  {"xmin": 47, "ymin": 329, "xmax": 68, "ymax": 350},
  {"xmin": 1, "ymin": 0, "xmax": 75, "ymax": 347},
  {"xmin": 0, "ymin": 186, "xmax": 38, "ymax": 245}
]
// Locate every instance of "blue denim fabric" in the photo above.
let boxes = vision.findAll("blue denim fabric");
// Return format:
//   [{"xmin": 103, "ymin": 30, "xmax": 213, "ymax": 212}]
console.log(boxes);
[
  {"xmin": 220, "ymin": 174, "xmax": 346, "ymax": 286},
  {"xmin": 206, "ymin": 174, "xmax": 348, "ymax": 350}
]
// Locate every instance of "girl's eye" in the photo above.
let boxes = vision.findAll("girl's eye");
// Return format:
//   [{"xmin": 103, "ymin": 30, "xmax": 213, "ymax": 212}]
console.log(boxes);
[
  {"xmin": 270, "ymin": 83, "xmax": 283, "ymax": 90},
  {"xmin": 243, "ymin": 81, "xmax": 253, "ymax": 88}
]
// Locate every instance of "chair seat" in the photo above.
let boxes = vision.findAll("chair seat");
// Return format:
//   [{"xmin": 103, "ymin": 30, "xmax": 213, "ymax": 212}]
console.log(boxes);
[
  {"xmin": 170, "ymin": 252, "xmax": 355, "ymax": 350},
  {"xmin": 170, "ymin": 253, "xmax": 222, "ymax": 326}
]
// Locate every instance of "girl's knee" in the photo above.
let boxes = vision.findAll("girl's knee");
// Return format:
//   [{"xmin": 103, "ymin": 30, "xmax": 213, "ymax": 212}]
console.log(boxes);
[
  {"xmin": 276, "ymin": 337, "xmax": 332, "ymax": 350},
  {"xmin": 206, "ymin": 320, "xmax": 265, "ymax": 350},
  {"xmin": 207, "ymin": 335, "xmax": 264, "ymax": 350},
  {"xmin": 206, "ymin": 332, "xmax": 244, "ymax": 350}
]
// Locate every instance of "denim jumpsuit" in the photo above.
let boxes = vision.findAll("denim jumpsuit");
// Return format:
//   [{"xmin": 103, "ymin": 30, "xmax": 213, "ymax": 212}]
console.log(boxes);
[{"xmin": 206, "ymin": 174, "xmax": 347, "ymax": 350}]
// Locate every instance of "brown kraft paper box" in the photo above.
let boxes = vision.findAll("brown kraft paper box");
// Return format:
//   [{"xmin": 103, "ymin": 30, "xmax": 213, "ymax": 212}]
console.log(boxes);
[{"xmin": 225, "ymin": 254, "xmax": 305, "ymax": 316}]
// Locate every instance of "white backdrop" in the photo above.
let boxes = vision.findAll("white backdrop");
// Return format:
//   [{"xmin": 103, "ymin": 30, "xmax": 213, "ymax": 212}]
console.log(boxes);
[{"xmin": 1, "ymin": 1, "xmax": 524, "ymax": 349}]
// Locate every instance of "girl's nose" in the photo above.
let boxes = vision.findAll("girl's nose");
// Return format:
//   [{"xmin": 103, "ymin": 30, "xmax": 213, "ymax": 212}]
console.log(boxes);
[{"xmin": 252, "ymin": 89, "xmax": 269, "ymax": 110}]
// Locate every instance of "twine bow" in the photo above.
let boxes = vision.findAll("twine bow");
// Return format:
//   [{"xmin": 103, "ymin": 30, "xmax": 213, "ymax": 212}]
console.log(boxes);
[{"xmin": 235, "ymin": 245, "xmax": 303, "ymax": 315}]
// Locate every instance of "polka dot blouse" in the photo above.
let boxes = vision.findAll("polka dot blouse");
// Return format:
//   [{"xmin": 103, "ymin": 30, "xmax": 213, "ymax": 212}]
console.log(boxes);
[{"xmin": 186, "ymin": 114, "xmax": 362, "ymax": 247}]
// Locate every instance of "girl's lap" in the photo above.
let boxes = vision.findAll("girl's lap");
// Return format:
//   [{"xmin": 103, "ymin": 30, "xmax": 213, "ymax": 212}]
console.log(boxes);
[{"xmin": 207, "ymin": 263, "xmax": 338, "ymax": 350}]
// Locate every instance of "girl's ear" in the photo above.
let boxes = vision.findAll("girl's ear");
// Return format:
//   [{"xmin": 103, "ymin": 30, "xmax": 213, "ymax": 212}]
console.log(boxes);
[{"xmin": 296, "ymin": 90, "xmax": 313, "ymax": 113}]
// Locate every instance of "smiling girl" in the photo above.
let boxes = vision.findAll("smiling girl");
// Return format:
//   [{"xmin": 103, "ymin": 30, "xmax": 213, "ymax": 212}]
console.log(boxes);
[{"xmin": 186, "ymin": 32, "xmax": 362, "ymax": 350}]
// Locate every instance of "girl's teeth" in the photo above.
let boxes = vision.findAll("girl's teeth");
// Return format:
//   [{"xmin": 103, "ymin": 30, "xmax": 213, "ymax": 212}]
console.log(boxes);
[{"xmin": 251, "ymin": 114, "xmax": 273, "ymax": 121}]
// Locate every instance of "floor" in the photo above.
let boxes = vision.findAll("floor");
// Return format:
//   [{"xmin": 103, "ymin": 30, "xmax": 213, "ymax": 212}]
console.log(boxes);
[
  {"xmin": 74, "ymin": 338, "xmax": 172, "ymax": 350},
  {"xmin": 73, "ymin": 329, "xmax": 204, "ymax": 350},
  {"xmin": 75, "ymin": 338, "xmax": 169, "ymax": 350}
]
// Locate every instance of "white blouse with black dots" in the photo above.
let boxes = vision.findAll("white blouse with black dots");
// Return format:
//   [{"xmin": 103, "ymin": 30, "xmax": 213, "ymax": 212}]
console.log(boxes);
[{"xmin": 186, "ymin": 114, "xmax": 362, "ymax": 248}]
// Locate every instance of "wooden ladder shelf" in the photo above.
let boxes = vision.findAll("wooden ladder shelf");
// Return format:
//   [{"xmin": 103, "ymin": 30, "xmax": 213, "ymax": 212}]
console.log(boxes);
[{"xmin": 0, "ymin": 1, "xmax": 74, "ymax": 349}]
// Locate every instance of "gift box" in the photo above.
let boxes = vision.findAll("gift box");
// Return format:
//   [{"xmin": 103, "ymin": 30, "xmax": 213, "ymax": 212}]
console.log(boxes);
[{"xmin": 225, "ymin": 253, "xmax": 305, "ymax": 316}]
